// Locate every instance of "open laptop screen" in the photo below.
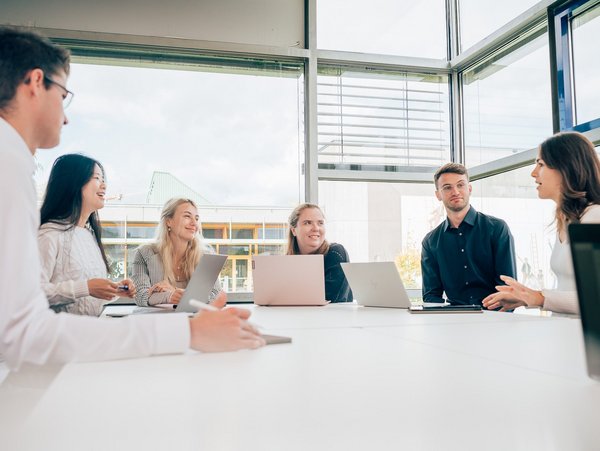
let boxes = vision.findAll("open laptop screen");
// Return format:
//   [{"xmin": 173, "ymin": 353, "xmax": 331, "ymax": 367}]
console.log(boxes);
[{"xmin": 569, "ymin": 223, "xmax": 600, "ymax": 381}]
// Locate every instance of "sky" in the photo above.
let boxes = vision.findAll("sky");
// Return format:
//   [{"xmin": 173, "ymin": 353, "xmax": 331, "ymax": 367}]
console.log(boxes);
[{"xmin": 34, "ymin": 62, "xmax": 304, "ymax": 207}]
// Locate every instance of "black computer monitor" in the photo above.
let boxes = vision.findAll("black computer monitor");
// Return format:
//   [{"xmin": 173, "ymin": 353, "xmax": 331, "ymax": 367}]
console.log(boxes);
[{"xmin": 569, "ymin": 223, "xmax": 600, "ymax": 381}]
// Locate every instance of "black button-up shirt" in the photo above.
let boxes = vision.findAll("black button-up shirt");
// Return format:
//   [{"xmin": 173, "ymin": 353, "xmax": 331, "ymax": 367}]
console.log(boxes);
[{"xmin": 421, "ymin": 206, "xmax": 516, "ymax": 305}]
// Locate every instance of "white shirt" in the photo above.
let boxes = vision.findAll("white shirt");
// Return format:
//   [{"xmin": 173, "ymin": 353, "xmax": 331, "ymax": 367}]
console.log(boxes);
[
  {"xmin": 39, "ymin": 223, "xmax": 108, "ymax": 316},
  {"xmin": 0, "ymin": 117, "xmax": 190, "ymax": 369},
  {"xmin": 543, "ymin": 204, "xmax": 600, "ymax": 314}
]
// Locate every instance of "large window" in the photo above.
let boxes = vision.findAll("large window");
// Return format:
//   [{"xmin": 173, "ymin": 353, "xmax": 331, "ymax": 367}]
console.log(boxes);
[
  {"xmin": 462, "ymin": 33, "xmax": 552, "ymax": 167},
  {"xmin": 470, "ymin": 166, "xmax": 556, "ymax": 289},
  {"xmin": 318, "ymin": 67, "xmax": 450, "ymax": 173},
  {"xmin": 319, "ymin": 180, "xmax": 440, "ymax": 288},
  {"xmin": 459, "ymin": 0, "xmax": 542, "ymax": 51},
  {"xmin": 317, "ymin": 0, "xmax": 447, "ymax": 58},
  {"xmin": 34, "ymin": 56, "xmax": 303, "ymax": 290},
  {"xmin": 571, "ymin": 3, "xmax": 600, "ymax": 126}
]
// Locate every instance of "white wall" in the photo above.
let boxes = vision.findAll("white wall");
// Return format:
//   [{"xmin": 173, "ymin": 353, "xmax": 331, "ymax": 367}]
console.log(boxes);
[{"xmin": 0, "ymin": 0, "xmax": 304, "ymax": 48}]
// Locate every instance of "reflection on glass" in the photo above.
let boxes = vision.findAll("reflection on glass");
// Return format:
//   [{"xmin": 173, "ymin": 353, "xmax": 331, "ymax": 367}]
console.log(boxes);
[
  {"xmin": 104, "ymin": 244, "xmax": 126, "ymax": 280},
  {"xmin": 459, "ymin": 0, "xmax": 541, "ymax": 51},
  {"xmin": 103, "ymin": 221, "xmax": 125, "ymax": 239},
  {"xmin": 317, "ymin": 0, "xmax": 446, "ymax": 58},
  {"xmin": 470, "ymin": 166, "xmax": 556, "ymax": 289},
  {"xmin": 572, "ymin": 5, "xmax": 600, "ymax": 125},
  {"xmin": 319, "ymin": 180, "xmax": 441, "ymax": 288},
  {"xmin": 463, "ymin": 34, "xmax": 552, "ymax": 167},
  {"xmin": 318, "ymin": 68, "xmax": 450, "ymax": 171}
]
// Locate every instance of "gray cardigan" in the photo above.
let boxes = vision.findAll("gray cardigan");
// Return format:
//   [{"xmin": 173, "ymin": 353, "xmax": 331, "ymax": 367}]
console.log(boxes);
[{"xmin": 131, "ymin": 244, "xmax": 221, "ymax": 306}]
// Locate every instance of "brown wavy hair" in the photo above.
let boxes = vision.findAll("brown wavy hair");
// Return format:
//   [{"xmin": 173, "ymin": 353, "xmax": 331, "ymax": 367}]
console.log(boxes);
[{"xmin": 538, "ymin": 132, "xmax": 600, "ymax": 234}]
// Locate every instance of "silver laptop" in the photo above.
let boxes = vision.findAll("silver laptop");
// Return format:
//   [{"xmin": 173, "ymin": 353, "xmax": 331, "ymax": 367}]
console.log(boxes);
[
  {"xmin": 131, "ymin": 253, "xmax": 227, "ymax": 315},
  {"xmin": 341, "ymin": 261, "xmax": 412, "ymax": 308},
  {"xmin": 177, "ymin": 254, "xmax": 228, "ymax": 312},
  {"xmin": 252, "ymin": 255, "xmax": 328, "ymax": 306}
]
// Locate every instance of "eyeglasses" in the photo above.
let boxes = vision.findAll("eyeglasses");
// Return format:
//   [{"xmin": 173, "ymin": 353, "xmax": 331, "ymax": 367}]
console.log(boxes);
[
  {"xmin": 44, "ymin": 76, "xmax": 74, "ymax": 109},
  {"xmin": 439, "ymin": 181, "xmax": 469, "ymax": 193}
]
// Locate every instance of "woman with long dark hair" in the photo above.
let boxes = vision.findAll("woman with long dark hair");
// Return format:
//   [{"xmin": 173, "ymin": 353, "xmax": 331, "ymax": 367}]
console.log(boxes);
[
  {"xmin": 286, "ymin": 203, "xmax": 353, "ymax": 302},
  {"xmin": 483, "ymin": 132, "xmax": 600, "ymax": 314},
  {"xmin": 38, "ymin": 154, "xmax": 135, "ymax": 315}
]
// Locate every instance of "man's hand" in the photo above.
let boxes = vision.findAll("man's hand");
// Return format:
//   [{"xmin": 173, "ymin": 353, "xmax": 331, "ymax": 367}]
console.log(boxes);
[{"xmin": 189, "ymin": 308, "xmax": 265, "ymax": 352}]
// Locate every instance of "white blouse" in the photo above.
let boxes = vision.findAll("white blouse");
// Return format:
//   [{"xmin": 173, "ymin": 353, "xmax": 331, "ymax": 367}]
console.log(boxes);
[
  {"xmin": 543, "ymin": 204, "xmax": 600, "ymax": 314},
  {"xmin": 38, "ymin": 222, "xmax": 110, "ymax": 316}
]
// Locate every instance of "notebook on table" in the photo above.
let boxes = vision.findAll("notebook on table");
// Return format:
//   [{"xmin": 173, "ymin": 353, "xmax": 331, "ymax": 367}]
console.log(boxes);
[{"xmin": 252, "ymin": 255, "xmax": 328, "ymax": 306}]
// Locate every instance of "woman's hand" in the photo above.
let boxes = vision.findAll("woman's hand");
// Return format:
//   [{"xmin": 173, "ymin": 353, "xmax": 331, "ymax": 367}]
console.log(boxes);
[
  {"xmin": 482, "ymin": 275, "xmax": 544, "ymax": 311},
  {"xmin": 117, "ymin": 278, "xmax": 136, "ymax": 298},
  {"xmin": 168, "ymin": 288, "xmax": 185, "ymax": 304},
  {"xmin": 149, "ymin": 281, "xmax": 175, "ymax": 294},
  {"xmin": 88, "ymin": 278, "xmax": 120, "ymax": 300}
]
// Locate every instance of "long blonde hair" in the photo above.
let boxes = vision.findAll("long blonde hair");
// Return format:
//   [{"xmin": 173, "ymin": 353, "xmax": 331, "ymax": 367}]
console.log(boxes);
[
  {"xmin": 286, "ymin": 203, "xmax": 330, "ymax": 255},
  {"xmin": 154, "ymin": 198, "xmax": 203, "ymax": 285}
]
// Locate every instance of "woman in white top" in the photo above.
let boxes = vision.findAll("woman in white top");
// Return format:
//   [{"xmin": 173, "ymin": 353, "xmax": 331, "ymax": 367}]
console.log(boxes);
[
  {"xmin": 131, "ymin": 198, "xmax": 225, "ymax": 307},
  {"xmin": 38, "ymin": 154, "xmax": 136, "ymax": 316},
  {"xmin": 483, "ymin": 132, "xmax": 600, "ymax": 314}
]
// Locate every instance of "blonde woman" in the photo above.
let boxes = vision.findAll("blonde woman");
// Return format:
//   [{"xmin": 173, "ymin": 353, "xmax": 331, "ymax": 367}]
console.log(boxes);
[
  {"xmin": 287, "ymin": 203, "xmax": 353, "ymax": 302},
  {"xmin": 132, "ymin": 198, "xmax": 224, "ymax": 307}
]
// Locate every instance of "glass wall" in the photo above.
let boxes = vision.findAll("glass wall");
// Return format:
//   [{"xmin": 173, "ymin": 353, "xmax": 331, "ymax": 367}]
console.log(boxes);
[
  {"xmin": 571, "ymin": 4, "xmax": 600, "ymax": 125},
  {"xmin": 319, "ymin": 180, "xmax": 441, "ymax": 288},
  {"xmin": 318, "ymin": 67, "xmax": 450, "ymax": 172},
  {"xmin": 317, "ymin": 0, "xmax": 447, "ymax": 58},
  {"xmin": 34, "ymin": 58, "xmax": 303, "ymax": 289},
  {"xmin": 470, "ymin": 166, "xmax": 556, "ymax": 289},
  {"xmin": 459, "ymin": 0, "xmax": 542, "ymax": 51},
  {"xmin": 463, "ymin": 33, "xmax": 552, "ymax": 167}
]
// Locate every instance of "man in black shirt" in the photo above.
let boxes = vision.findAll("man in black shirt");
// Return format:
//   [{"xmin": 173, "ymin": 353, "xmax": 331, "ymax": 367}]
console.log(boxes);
[{"xmin": 421, "ymin": 163, "xmax": 516, "ymax": 305}]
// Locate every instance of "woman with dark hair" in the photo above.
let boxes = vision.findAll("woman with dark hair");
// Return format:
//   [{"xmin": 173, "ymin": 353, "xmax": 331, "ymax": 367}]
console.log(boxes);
[
  {"xmin": 483, "ymin": 132, "xmax": 600, "ymax": 314},
  {"xmin": 38, "ymin": 154, "xmax": 135, "ymax": 316},
  {"xmin": 287, "ymin": 203, "xmax": 353, "ymax": 302}
]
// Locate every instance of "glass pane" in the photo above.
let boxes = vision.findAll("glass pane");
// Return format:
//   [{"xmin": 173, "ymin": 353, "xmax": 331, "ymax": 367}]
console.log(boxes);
[
  {"xmin": 572, "ymin": 4, "xmax": 600, "ymax": 125},
  {"xmin": 102, "ymin": 221, "xmax": 125, "ymax": 239},
  {"xmin": 317, "ymin": 0, "xmax": 447, "ymax": 58},
  {"xmin": 34, "ymin": 60, "xmax": 303, "ymax": 207},
  {"xmin": 33, "ymin": 59, "xmax": 303, "ymax": 293},
  {"xmin": 104, "ymin": 244, "xmax": 126, "ymax": 281},
  {"xmin": 257, "ymin": 245, "xmax": 285, "ymax": 255},
  {"xmin": 126, "ymin": 223, "xmax": 158, "ymax": 239},
  {"xmin": 235, "ymin": 259, "xmax": 249, "ymax": 292},
  {"xmin": 258, "ymin": 226, "xmax": 287, "ymax": 240},
  {"xmin": 319, "ymin": 180, "xmax": 442, "ymax": 289},
  {"xmin": 231, "ymin": 228, "xmax": 254, "ymax": 240},
  {"xmin": 470, "ymin": 166, "xmax": 556, "ymax": 289},
  {"xmin": 202, "ymin": 228, "xmax": 224, "ymax": 239},
  {"xmin": 463, "ymin": 34, "xmax": 552, "ymax": 167},
  {"xmin": 459, "ymin": 0, "xmax": 541, "ymax": 51},
  {"xmin": 318, "ymin": 68, "xmax": 450, "ymax": 172}
]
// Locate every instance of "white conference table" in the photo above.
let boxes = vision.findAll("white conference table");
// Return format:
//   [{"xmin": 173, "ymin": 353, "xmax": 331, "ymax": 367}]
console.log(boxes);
[{"xmin": 1, "ymin": 304, "xmax": 599, "ymax": 451}]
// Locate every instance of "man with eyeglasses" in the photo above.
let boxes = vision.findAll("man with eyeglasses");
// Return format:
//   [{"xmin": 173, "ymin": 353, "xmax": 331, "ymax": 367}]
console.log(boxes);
[
  {"xmin": 420, "ymin": 163, "xmax": 516, "ymax": 306},
  {"xmin": 0, "ymin": 27, "xmax": 264, "ymax": 369}
]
